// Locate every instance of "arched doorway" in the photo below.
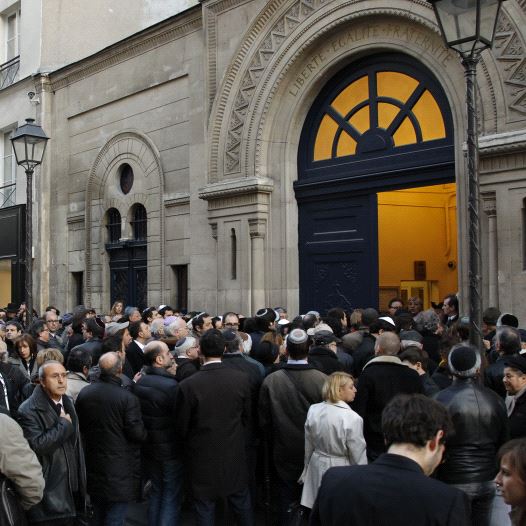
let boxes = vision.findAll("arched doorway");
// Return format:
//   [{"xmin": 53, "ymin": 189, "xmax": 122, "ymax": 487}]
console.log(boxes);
[{"xmin": 296, "ymin": 53, "xmax": 455, "ymax": 312}]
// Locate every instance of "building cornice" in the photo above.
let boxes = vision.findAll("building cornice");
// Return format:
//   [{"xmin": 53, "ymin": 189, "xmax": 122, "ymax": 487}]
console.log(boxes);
[
  {"xmin": 479, "ymin": 130, "xmax": 526, "ymax": 156},
  {"xmin": 198, "ymin": 177, "xmax": 274, "ymax": 201},
  {"xmin": 47, "ymin": 7, "xmax": 202, "ymax": 91},
  {"xmin": 164, "ymin": 193, "xmax": 191, "ymax": 207}
]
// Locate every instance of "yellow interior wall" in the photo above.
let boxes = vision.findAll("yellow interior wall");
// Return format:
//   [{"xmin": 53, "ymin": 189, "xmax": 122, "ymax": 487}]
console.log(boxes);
[
  {"xmin": 0, "ymin": 259, "xmax": 12, "ymax": 307},
  {"xmin": 378, "ymin": 183, "xmax": 457, "ymax": 306}
]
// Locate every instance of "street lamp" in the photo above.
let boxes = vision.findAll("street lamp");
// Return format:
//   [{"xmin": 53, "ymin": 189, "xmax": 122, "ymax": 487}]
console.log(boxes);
[
  {"xmin": 428, "ymin": 0, "xmax": 504, "ymax": 351},
  {"xmin": 10, "ymin": 118, "xmax": 49, "ymax": 327}
]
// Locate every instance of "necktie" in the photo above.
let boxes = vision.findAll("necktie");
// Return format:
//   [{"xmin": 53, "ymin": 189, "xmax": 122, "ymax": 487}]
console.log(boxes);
[{"xmin": 56, "ymin": 402, "xmax": 63, "ymax": 417}]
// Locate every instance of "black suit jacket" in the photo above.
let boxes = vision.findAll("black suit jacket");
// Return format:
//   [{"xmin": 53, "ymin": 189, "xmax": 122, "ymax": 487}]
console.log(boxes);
[
  {"xmin": 126, "ymin": 341, "xmax": 146, "ymax": 375},
  {"xmin": 175, "ymin": 362, "xmax": 251, "ymax": 499},
  {"xmin": 310, "ymin": 454, "xmax": 469, "ymax": 526}
]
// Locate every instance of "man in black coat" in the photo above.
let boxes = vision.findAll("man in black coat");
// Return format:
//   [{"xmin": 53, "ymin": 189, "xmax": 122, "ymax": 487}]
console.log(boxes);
[
  {"xmin": 307, "ymin": 329, "xmax": 344, "ymax": 375},
  {"xmin": 69, "ymin": 317, "xmax": 105, "ymax": 364},
  {"xmin": 76, "ymin": 351, "xmax": 147, "ymax": 525},
  {"xmin": 503, "ymin": 354, "xmax": 526, "ymax": 439},
  {"xmin": 484, "ymin": 326, "xmax": 521, "ymax": 398},
  {"xmin": 311, "ymin": 394, "xmax": 469, "ymax": 526},
  {"xmin": 126, "ymin": 320, "xmax": 151, "ymax": 375},
  {"xmin": 18, "ymin": 361, "xmax": 87, "ymax": 526},
  {"xmin": 434, "ymin": 344, "xmax": 509, "ymax": 526},
  {"xmin": 352, "ymin": 332, "xmax": 423, "ymax": 461},
  {"xmin": 175, "ymin": 329, "xmax": 253, "ymax": 525},
  {"xmin": 133, "ymin": 340, "xmax": 182, "ymax": 525},
  {"xmin": 0, "ymin": 357, "xmax": 29, "ymax": 418}
]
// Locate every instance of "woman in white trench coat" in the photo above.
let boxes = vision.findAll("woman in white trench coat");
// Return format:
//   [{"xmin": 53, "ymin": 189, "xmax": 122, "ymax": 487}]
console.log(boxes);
[{"xmin": 299, "ymin": 372, "xmax": 367, "ymax": 509}]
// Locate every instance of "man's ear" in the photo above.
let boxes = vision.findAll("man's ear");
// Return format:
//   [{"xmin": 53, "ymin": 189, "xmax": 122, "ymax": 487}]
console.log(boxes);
[{"xmin": 429, "ymin": 429, "xmax": 444, "ymax": 451}]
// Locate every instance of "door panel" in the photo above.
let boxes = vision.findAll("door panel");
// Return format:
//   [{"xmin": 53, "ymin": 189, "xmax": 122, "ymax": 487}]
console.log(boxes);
[{"xmin": 299, "ymin": 194, "xmax": 378, "ymax": 313}]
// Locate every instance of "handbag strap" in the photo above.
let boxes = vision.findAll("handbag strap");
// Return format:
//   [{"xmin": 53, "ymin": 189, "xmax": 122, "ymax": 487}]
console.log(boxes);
[{"xmin": 282, "ymin": 369, "xmax": 316, "ymax": 406}]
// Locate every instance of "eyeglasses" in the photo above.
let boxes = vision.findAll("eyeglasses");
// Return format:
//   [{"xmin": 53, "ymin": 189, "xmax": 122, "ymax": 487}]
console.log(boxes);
[
  {"xmin": 47, "ymin": 319, "xmax": 59, "ymax": 324},
  {"xmin": 224, "ymin": 322, "xmax": 239, "ymax": 328}
]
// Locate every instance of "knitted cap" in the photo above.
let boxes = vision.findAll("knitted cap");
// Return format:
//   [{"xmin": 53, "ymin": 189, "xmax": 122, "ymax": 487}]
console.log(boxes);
[{"xmin": 448, "ymin": 345, "xmax": 481, "ymax": 378}]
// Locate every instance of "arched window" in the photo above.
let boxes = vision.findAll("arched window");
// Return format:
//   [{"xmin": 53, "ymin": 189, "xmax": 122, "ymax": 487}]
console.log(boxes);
[
  {"xmin": 106, "ymin": 208, "xmax": 121, "ymax": 244},
  {"xmin": 131, "ymin": 204, "xmax": 147, "ymax": 241}
]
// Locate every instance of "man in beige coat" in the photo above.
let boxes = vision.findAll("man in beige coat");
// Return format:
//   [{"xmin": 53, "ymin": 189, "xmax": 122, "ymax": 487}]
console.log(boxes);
[{"xmin": 0, "ymin": 412, "xmax": 45, "ymax": 510}]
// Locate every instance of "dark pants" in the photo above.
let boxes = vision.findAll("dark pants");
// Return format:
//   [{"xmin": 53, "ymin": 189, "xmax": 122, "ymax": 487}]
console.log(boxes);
[
  {"xmin": 193, "ymin": 487, "xmax": 253, "ymax": 526},
  {"xmin": 90, "ymin": 497, "xmax": 129, "ymax": 526},
  {"xmin": 451, "ymin": 481, "xmax": 495, "ymax": 526},
  {"xmin": 278, "ymin": 478, "xmax": 302, "ymax": 526},
  {"xmin": 148, "ymin": 458, "xmax": 184, "ymax": 526}
]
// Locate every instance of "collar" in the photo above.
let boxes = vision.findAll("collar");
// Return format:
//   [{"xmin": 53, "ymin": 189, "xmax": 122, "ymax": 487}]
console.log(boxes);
[
  {"xmin": 67, "ymin": 371, "xmax": 88, "ymax": 382},
  {"xmin": 135, "ymin": 340, "xmax": 146, "ymax": 350},
  {"xmin": 287, "ymin": 359, "xmax": 308, "ymax": 365},
  {"xmin": 374, "ymin": 453, "xmax": 424, "ymax": 474},
  {"xmin": 514, "ymin": 385, "xmax": 526, "ymax": 400},
  {"xmin": 329, "ymin": 400, "xmax": 351, "ymax": 410},
  {"xmin": 363, "ymin": 355, "xmax": 402, "ymax": 370},
  {"xmin": 202, "ymin": 359, "xmax": 222, "ymax": 367}
]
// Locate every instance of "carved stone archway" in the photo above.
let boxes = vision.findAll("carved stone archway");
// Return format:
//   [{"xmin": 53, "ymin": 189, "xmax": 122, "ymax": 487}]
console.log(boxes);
[{"xmin": 85, "ymin": 130, "xmax": 164, "ymax": 311}]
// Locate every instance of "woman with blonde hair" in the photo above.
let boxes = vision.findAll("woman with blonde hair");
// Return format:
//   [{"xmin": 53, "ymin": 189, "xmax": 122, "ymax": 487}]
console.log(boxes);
[
  {"xmin": 109, "ymin": 300, "xmax": 125, "ymax": 321},
  {"xmin": 299, "ymin": 371, "xmax": 367, "ymax": 510}
]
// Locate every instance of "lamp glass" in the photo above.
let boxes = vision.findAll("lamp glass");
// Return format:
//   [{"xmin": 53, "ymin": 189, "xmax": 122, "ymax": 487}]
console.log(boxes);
[
  {"xmin": 432, "ymin": 0, "xmax": 502, "ymax": 55},
  {"xmin": 10, "ymin": 120, "xmax": 49, "ymax": 171}
]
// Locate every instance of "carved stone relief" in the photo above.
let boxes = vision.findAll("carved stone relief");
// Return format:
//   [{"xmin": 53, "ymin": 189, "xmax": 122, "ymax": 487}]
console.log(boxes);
[{"xmin": 493, "ymin": 10, "xmax": 526, "ymax": 119}]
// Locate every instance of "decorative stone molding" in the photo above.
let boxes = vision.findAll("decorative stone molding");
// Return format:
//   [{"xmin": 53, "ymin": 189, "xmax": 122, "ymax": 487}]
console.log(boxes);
[
  {"xmin": 164, "ymin": 193, "xmax": 191, "ymax": 208},
  {"xmin": 66, "ymin": 214, "xmax": 85, "ymax": 225},
  {"xmin": 203, "ymin": 0, "xmax": 251, "ymax": 113},
  {"xmin": 481, "ymin": 192, "xmax": 497, "ymax": 217},
  {"xmin": 493, "ymin": 10, "xmax": 526, "ymax": 118},
  {"xmin": 85, "ymin": 130, "xmax": 165, "ymax": 305},
  {"xmin": 199, "ymin": 177, "xmax": 274, "ymax": 200},
  {"xmin": 49, "ymin": 9, "xmax": 202, "ymax": 91},
  {"xmin": 210, "ymin": 222, "xmax": 218, "ymax": 240},
  {"xmin": 209, "ymin": 0, "xmax": 456, "ymax": 183},
  {"xmin": 479, "ymin": 130, "xmax": 526, "ymax": 155},
  {"xmin": 248, "ymin": 217, "xmax": 267, "ymax": 239}
]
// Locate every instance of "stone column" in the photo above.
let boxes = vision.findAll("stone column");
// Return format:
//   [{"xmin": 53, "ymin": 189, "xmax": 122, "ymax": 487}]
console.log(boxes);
[
  {"xmin": 248, "ymin": 218, "xmax": 266, "ymax": 314},
  {"xmin": 482, "ymin": 193, "xmax": 498, "ymax": 308}
]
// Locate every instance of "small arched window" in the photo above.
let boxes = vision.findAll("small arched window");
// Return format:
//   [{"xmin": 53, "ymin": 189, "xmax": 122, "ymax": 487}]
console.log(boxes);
[
  {"xmin": 131, "ymin": 204, "xmax": 147, "ymax": 241},
  {"xmin": 106, "ymin": 208, "xmax": 121, "ymax": 244}
]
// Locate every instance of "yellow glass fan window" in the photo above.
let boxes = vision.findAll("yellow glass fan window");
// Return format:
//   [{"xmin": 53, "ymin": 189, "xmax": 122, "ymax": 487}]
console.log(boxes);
[{"xmin": 313, "ymin": 70, "xmax": 447, "ymax": 162}]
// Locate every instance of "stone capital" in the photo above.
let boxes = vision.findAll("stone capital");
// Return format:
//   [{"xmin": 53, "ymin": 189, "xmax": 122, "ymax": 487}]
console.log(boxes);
[
  {"xmin": 481, "ymin": 192, "xmax": 497, "ymax": 217},
  {"xmin": 248, "ymin": 218, "xmax": 267, "ymax": 239}
]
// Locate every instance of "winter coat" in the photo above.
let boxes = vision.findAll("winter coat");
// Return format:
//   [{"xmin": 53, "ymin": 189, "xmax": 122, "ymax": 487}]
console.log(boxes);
[
  {"xmin": 0, "ymin": 413, "xmax": 44, "ymax": 509},
  {"xmin": 308, "ymin": 346, "xmax": 344, "ymax": 376},
  {"xmin": 175, "ymin": 362, "xmax": 251, "ymax": 499},
  {"xmin": 259, "ymin": 364, "xmax": 326, "ymax": 481},
  {"xmin": 18, "ymin": 385, "xmax": 87, "ymax": 522},
  {"xmin": 299, "ymin": 400, "xmax": 366, "ymax": 508},
  {"xmin": 434, "ymin": 377, "xmax": 509, "ymax": 484},
  {"xmin": 133, "ymin": 366, "xmax": 179, "ymax": 460},
  {"xmin": 75, "ymin": 375, "xmax": 147, "ymax": 501}
]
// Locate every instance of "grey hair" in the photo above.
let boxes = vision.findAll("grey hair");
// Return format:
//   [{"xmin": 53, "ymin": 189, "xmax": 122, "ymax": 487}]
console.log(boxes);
[
  {"xmin": 38, "ymin": 360, "xmax": 64, "ymax": 380},
  {"xmin": 164, "ymin": 318, "xmax": 186, "ymax": 337},
  {"xmin": 224, "ymin": 333, "xmax": 243, "ymax": 354},
  {"xmin": 150, "ymin": 318, "xmax": 165, "ymax": 337},
  {"xmin": 413, "ymin": 309, "xmax": 440, "ymax": 333}
]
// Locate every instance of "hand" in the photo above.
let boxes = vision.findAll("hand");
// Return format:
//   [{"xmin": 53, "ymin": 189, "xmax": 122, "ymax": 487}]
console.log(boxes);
[
  {"xmin": 133, "ymin": 371, "xmax": 142, "ymax": 383},
  {"xmin": 60, "ymin": 408, "xmax": 72, "ymax": 423}
]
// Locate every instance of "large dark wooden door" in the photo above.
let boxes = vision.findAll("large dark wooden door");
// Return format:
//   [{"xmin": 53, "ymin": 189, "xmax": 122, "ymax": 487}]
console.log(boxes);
[
  {"xmin": 296, "ymin": 53, "xmax": 454, "ymax": 313},
  {"xmin": 108, "ymin": 243, "xmax": 147, "ymax": 311},
  {"xmin": 299, "ymin": 194, "xmax": 378, "ymax": 313}
]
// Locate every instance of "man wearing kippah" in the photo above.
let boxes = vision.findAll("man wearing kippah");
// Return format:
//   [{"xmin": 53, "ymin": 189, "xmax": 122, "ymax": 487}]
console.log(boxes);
[
  {"xmin": 434, "ymin": 344, "xmax": 509, "ymax": 526},
  {"xmin": 259, "ymin": 328, "xmax": 326, "ymax": 524}
]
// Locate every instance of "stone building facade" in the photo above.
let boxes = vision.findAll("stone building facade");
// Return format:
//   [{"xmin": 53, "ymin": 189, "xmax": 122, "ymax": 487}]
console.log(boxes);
[{"xmin": 3, "ymin": 0, "xmax": 526, "ymax": 319}]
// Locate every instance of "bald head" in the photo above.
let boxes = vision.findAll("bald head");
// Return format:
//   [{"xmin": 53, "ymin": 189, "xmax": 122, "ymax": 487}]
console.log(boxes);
[
  {"xmin": 375, "ymin": 332, "xmax": 401, "ymax": 356},
  {"xmin": 99, "ymin": 352, "xmax": 122, "ymax": 377}
]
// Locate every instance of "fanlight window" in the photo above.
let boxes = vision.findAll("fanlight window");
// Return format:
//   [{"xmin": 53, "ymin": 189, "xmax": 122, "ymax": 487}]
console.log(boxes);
[{"xmin": 313, "ymin": 71, "xmax": 447, "ymax": 161}]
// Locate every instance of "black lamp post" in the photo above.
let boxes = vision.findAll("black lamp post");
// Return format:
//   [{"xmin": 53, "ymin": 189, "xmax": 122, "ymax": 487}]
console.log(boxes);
[
  {"xmin": 10, "ymin": 118, "xmax": 49, "ymax": 327},
  {"xmin": 428, "ymin": 0, "xmax": 504, "ymax": 351}
]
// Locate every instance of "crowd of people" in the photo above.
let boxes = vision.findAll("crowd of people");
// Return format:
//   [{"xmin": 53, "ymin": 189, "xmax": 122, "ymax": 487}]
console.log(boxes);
[{"xmin": 0, "ymin": 296, "xmax": 525, "ymax": 525}]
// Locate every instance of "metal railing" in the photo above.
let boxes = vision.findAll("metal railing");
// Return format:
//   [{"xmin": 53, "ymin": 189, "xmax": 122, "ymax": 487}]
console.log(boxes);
[{"xmin": 0, "ymin": 56, "xmax": 20, "ymax": 90}]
